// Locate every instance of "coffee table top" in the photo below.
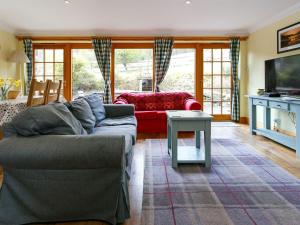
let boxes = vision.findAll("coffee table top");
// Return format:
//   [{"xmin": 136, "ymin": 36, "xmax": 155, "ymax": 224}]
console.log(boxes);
[{"xmin": 166, "ymin": 110, "xmax": 213, "ymax": 121}]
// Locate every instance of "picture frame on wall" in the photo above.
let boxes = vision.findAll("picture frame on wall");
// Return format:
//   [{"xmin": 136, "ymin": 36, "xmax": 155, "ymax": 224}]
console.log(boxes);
[{"xmin": 277, "ymin": 21, "xmax": 300, "ymax": 53}]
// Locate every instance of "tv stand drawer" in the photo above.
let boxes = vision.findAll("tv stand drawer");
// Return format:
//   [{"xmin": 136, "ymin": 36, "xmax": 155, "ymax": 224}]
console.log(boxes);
[
  {"xmin": 253, "ymin": 99, "xmax": 267, "ymax": 106},
  {"xmin": 269, "ymin": 101, "xmax": 289, "ymax": 110}
]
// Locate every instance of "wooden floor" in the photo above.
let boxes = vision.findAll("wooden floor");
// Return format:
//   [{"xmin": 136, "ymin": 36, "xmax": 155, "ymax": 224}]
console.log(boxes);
[{"xmin": 1, "ymin": 123, "xmax": 300, "ymax": 225}]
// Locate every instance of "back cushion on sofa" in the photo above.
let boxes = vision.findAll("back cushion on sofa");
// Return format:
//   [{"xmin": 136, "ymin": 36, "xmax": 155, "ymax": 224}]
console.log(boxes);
[
  {"xmin": 64, "ymin": 98, "xmax": 96, "ymax": 134},
  {"xmin": 80, "ymin": 93, "xmax": 106, "ymax": 125},
  {"xmin": 7, "ymin": 103, "xmax": 86, "ymax": 136},
  {"xmin": 115, "ymin": 92, "xmax": 194, "ymax": 111}
]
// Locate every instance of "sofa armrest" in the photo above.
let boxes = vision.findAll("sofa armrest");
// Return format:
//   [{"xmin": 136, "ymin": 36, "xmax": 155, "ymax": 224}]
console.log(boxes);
[
  {"xmin": 114, "ymin": 98, "xmax": 128, "ymax": 104},
  {"xmin": 184, "ymin": 99, "xmax": 202, "ymax": 110},
  {"xmin": 104, "ymin": 104, "xmax": 135, "ymax": 118},
  {"xmin": 0, "ymin": 135, "xmax": 126, "ymax": 170}
]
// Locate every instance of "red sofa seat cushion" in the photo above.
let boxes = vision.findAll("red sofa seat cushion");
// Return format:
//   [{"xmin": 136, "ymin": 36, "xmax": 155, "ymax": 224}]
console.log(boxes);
[
  {"xmin": 135, "ymin": 111, "xmax": 157, "ymax": 120},
  {"xmin": 135, "ymin": 111, "xmax": 166, "ymax": 120},
  {"xmin": 156, "ymin": 111, "xmax": 167, "ymax": 120}
]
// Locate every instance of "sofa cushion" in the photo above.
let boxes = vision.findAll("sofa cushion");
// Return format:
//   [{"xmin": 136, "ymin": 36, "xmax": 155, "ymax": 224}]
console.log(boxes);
[
  {"xmin": 64, "ymin": 98, "xmax": 96, "ymax": 134},
  {"xmin": 93, "ymin": 125, "xmax": 136, "ymax": 145},
  {"xmin": 98, "ymin": 116, "xmax": 137, "ymax": 127},
  {"xmin": 80, "ymin": 93, "xmax": 105, "ymax": 125},
  {"xmin": 7, "ymin": 103, "xmax": 86, "ymax": 136},
  {"xmin": 135, "ymin": 111, "xmax": 157, "ymax": 120}
]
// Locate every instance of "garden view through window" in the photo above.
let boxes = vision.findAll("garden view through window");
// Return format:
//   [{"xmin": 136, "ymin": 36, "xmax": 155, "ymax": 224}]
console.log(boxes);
[
  {"xmin": 160, "ymin": 49, "xmax": 195, "ymax": 95},
  {"xmin": 114, "ymin": 49, "xmax": 153, "ymax": 95},
  {"xmin": 72, "ymin": 49, "xmax": 104, "ymax": 98}
]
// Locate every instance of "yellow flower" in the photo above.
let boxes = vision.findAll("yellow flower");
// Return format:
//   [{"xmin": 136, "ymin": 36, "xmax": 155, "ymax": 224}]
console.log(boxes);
[
  {"xmin": 8, "ymin": 77, "xmax": 14, "ymax": 85},
  {"xmin": 0, "ymin": 80, "xmax": 4, "ymax": 88},
  {"xmin": 14, "ymin": 80, "xmax": 21, "ymax": 88}
]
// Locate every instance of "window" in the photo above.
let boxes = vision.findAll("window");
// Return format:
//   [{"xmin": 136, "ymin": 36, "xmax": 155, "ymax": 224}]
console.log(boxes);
[
  {"xmin": 203, "ymin": 48, "xmax": 231, "ymax": 115},
  {"xmin": 114, "ymin": 49, "xmax": 153, "ymax": 95},
  {"xmin": 160, "ymin": 48, "xmax": 195, "ymax": 95},
  {"xmin": 34, "ymin": 48, "xmax": 64, "ymax": 83},
  {"xmin": 72, "ymin": 49, "xmax": 104, "ymax": 99}
]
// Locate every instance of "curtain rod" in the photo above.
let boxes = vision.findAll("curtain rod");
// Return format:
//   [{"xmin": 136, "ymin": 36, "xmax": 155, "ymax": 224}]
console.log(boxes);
[{"xmin": 16, "ymin": 36, "xmax": 248, "ymax": 42}]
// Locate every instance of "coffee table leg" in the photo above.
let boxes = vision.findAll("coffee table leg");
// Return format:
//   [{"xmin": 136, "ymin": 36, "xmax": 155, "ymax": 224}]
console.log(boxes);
[
  {"xmin": 195, "ymin": 130, "xmax": 201, "ymax": 149},
  {"xmin": 204, "ymin": 123, "xmax": 211, "ymax": 168},
  {"xmin": 167, "ymin": 121, "xmax": 171, "ymax": 155},
  {"xmin": 172, "ymin": 129, "xmax": 178, "ymax": 168}
]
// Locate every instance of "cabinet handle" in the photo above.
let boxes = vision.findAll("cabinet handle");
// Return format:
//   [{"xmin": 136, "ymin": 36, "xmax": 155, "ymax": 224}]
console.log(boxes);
[
  {"xmin": 277, "ymin": 104, "xmax": 281, "ymax": 108},
  {"xmin": 258, "ymin": 101, "xmax": 263, "ymax": 104}
]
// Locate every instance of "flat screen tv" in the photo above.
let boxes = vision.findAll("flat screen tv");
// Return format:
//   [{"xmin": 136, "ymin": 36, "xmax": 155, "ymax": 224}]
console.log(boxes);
[{"xmin": 265, "ymin": 54, "xmax": 300, "ymax": 95}]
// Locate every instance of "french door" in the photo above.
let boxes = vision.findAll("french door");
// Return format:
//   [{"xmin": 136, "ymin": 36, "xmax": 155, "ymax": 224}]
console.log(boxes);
[{"xmin": 32, "ymin": 43, "xmax": 232, "ymax": 119}]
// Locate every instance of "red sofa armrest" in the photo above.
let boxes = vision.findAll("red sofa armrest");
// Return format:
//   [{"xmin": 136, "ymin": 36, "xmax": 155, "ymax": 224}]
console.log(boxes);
[
  {"xmin": 184, "ymin": 99, "xmax": 201, "ymax": 110},
  {"xmin": 114, "ymin": 98, "xmax": 128, "ymax": 104}
]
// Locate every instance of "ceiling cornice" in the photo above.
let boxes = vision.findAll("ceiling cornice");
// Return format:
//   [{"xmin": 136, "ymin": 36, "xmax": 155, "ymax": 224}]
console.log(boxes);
[{"xmin": 248, "ymin": 2, "xmax": 300, "ymax": 33}]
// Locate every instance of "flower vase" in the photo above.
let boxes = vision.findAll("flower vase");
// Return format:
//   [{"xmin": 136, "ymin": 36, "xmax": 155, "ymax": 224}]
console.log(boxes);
[{"xmin": 0, "ymin": 89, "xmax": 8, "ymax": 101}]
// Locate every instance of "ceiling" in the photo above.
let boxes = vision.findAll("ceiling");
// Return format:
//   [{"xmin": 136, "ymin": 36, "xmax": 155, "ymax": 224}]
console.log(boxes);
[{"xmin": 0, "ymin": 0, "xmax": 299, "ymax": 36}]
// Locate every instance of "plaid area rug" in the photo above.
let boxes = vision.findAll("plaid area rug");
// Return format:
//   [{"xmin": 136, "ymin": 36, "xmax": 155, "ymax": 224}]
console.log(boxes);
[{"xmin": 141, "ymin": 139, "xmax": 300, "ymax": 225}]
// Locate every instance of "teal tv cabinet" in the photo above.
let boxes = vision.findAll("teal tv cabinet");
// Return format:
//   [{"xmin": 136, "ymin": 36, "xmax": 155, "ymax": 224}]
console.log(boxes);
[{"xmin": 248, "ymin": 95, "xmax": 300, "ymax": 156}]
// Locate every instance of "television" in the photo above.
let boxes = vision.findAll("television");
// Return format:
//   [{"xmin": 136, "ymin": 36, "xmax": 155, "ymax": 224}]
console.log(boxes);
[{"xmin": 265, "ymin": 54, "xmax": 300, "ymax": 95}]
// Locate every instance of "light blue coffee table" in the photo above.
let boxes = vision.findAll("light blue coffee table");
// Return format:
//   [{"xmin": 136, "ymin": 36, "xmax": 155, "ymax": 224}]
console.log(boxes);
[{"xmin": 166, "ymin": 110, "xmax": 213, "ymax": 168}]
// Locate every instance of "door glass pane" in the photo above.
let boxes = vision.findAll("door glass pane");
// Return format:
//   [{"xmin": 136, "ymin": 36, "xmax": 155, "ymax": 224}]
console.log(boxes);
[
  {"xmin": 222, "ymin": 89, "xmax": 231, "ymax": 101},
  {"xmin": 55, "ymin": 49, "xmax": 64, "ymax": 62},
  {"xmin": 203, "ymin": 49, "xmax": 212, "ymax": 61},
  {"xmin": 35, "ymin": 50, "xmax": 44, "ymax": 62},
  {"xmin": 204, "ymin": 62, "xmax": 212, "ymax": 75},
  {"xmin": 45, "ymin": 49, "xmax": 54, "ymax": 62},
  {"xmin": 213, "ymin": 62, "xmax": 221, "ymax": 74},
  {"xmin": 212, "ymin": 76, "xmax": 221, "ymax": 88},
  {"xmin": 203, "ymin": 76, "xmax": 212, "ymax": 88},
  {"xmin": 55, "ymin": 63, "xmax": 64, "ymax": 75},
  {"xmin": 222, "ymin": 102, "xmax": 231, "ymax": 114},
  {"xmin": 213, "ymin": 89, "xmax": 221, "ymax": 101},
  {"xmin": 72, "ymin": 49, "xmax": 104, "ymax": 99},
  {"xmin": 203, "ymin": 102, "xmax": 212, "ymax": 114},
  {"xmin": 222, "ymin": 62, "xmax": 231, "ymax": 74},
  {"xmin": 222, "ymin": 49, "xmax": 230, "ymax": 61},
  {"xmin": 223, "ymin": 76, "xmax": 231, "ymax": 88},
  {"xmin": 203, "ymin": 89, "xmax": 212, "ymax": 101},
  {"xmin": 213, "ymin": 102, "xmax": 221, "ymax": 114},
  {"xmin": 213, "ymin": 49, "xmax": 221, "ymax": 61},
  {"xmin": 160, "ymin": 48, "xmax": 195, "ymax": 95},
  {"xmin": 35, "ymin": 63, "xmax": 44, "ymax": 76},
  {"xmin": 45, "ymin": 63, "xmax": 53, "ymax": 75},
  {"xmin": 115, "ymin": 49, "xmax": 153, "ymax": 95}
]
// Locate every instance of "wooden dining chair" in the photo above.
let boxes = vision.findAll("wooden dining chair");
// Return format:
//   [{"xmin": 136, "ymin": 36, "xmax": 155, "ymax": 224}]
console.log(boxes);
[
  {"xmin": 27, "ymin": 79, "xmax": 48, "ymax": 107},
  {"xmin": 45, "ymin": 80, "xmax": 63, "ymax": 104}
]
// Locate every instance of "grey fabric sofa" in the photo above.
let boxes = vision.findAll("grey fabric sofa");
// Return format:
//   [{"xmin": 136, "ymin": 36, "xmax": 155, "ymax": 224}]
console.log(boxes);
[{"xmin": 0, "ymin": 104, "xmax": 136, "ymax": 225}]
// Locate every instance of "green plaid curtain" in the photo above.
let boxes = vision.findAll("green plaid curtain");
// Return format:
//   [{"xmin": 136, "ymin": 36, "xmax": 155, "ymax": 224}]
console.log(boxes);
[
  {"xmin": 92, "ymin": 38, "xmax": 112, "ymax": 104},
  {"xmin": 154, "ymin": 38, "xmax": 174, "ymax": 92},
  {"xmin": 23, "ymin": 39, "xmax": 33, "ymax": 94},
  {"xmin": 230, "ymin": 39, "xmax": 240, "ymax": 121}
]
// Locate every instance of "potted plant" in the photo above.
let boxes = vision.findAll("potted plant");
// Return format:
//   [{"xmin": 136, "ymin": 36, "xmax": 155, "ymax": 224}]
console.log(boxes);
[{"xmin": 0, "ymin": 77, "xmax": 21, "ymax": 100}]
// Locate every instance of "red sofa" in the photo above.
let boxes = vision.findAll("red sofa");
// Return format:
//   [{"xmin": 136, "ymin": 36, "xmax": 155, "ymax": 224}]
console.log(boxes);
[{"xmin": 114, "ymin": 92, "xmax": 201, "ymax": 133}]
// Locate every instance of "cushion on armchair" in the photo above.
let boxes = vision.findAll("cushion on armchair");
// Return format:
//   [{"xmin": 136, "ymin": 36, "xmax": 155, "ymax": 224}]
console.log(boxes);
[{"xmin": 6, "ymin": 103, "xmax": 86, "ymax": 136}]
